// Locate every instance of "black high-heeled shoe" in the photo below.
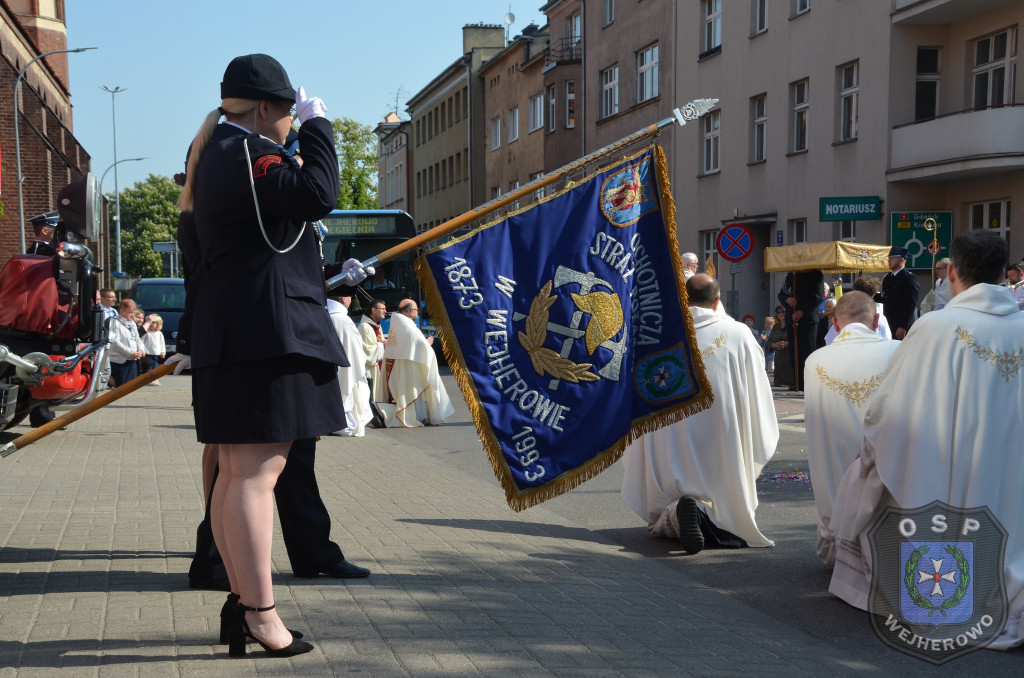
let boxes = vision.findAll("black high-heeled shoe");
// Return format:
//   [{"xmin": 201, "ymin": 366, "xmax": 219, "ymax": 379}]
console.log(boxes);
[
  {"xmin": 228, "ymin": 603, "xmax": 313, "ymax": 658},
  {"xmin": 219, "ymin": 593, "xmax": 303, "ymax": 644}
]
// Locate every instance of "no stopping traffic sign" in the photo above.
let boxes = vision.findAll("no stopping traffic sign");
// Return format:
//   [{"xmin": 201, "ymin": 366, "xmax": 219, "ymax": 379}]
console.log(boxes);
[{"xmin": 716, "ymin": 224, "xmax": 754, "ymax": 262}]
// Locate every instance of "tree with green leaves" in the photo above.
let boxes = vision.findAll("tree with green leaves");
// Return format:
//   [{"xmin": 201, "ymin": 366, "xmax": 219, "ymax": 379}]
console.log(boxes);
[
  {"xmin": 331, "ymin": 117, "xmax": 378, "ymax": 210},
  {"xmin": 113, "ymin": 174, "xmax": 181, "ymax": 277}
]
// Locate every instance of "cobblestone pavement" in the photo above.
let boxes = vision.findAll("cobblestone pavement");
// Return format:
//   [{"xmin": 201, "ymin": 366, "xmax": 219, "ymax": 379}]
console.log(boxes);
[{"xmin": 0, "ymin": 377, "xmax": 887, "ymax": 677}]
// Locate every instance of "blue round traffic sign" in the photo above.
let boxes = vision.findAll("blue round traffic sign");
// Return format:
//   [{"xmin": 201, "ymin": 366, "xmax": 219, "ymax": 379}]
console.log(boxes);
[{"xmin": 716, "ymin": 224, "xmax": 754, "ymax": 262}]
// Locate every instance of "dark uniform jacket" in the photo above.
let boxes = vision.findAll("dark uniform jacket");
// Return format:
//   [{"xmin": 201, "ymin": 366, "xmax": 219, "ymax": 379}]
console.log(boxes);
[
  {"xmin": 880, "ymin": 267, "xmax": 919, "ymax": 333},
  {"xmin": 777, "ymin": 270, "xmax": 825, "ymax": 322},
  {"xmin": 188, "ymin": 118, "xmax": 346, "ymax": 369}
]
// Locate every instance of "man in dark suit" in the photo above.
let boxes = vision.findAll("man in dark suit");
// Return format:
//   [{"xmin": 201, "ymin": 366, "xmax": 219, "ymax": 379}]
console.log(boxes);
[
  {"xmin": 777, "ymin": 269, "xmax": 824, "ymax": 391},
  {"xmin": 879, "ymin": 246, "xmax": 919, "ymax": 340}
]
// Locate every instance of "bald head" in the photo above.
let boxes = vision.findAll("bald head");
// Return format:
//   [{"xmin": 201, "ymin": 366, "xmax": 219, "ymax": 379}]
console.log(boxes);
[
  {"xmin": 833, "ymin": 291, "xmax": 877, "ymax": 331},
  {"xmin": 686, "ymin": 273, "xmax": 720, "ymax": 309},
  {"xmin": 397, "ymin": 298, "xmax": 418, "ymax": 318}
]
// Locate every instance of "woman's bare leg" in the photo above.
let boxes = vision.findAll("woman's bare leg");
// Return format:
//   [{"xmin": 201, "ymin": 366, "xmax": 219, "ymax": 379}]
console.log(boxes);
[{"xmin": 213, "ymin": 441, "xmax": 292, "ymax": 649}]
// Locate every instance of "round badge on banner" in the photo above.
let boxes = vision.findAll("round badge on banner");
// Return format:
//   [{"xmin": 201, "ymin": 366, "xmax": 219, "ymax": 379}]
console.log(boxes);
[{"xmin": 716, "ymin": 224, "xmax": 754, "ymax": 262}]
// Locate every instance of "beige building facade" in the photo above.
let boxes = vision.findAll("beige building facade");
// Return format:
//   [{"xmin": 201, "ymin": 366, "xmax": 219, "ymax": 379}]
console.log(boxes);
[
  {"xmin": 674, "ymin": 0, "xmax": 1024, "ymax": 317},
  {"xmin": 394, "ymin": 1, "xmax": 1022, "ymax": 318},
  {"xmin": 374, "ymin": 112, "xmax": 412, "ymax": 214},
  {"xmin": 480, "ymin": 22, "xmax": 549, "ymax": 201}
]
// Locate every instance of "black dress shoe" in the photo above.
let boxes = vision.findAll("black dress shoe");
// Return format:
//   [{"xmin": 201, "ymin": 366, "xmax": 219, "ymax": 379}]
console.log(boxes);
[
  {"xmin": 294, "ymin": 560, "xmax": 370, "ymax": 579},
  {"xmin": 189, "ymin": 575, "xmax": 231, "ymax": 591},
  {"xmin": 675, "ymin": 496, "xmax": 705, "ymax": 555}
]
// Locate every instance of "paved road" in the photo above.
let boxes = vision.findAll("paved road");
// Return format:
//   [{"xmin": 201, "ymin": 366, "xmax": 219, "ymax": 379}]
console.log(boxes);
[{"xmin": 0, "ymin": 373, "xmax": 1018, "ymax": 676}]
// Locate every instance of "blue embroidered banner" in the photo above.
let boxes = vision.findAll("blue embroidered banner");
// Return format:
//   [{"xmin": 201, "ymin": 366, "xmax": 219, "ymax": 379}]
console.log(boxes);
[{"xmin": 418, "ymin": 146, "xmax": 712, "ymax": 510}]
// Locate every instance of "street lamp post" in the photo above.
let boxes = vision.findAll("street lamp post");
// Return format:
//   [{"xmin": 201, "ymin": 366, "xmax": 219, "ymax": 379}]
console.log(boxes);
[
  {"xmin": 99, "ymin": 157, "xmax": 147, "ymax": 273},
  {"xmin": 101, "ymin": 85, "xmax": 127, "ymax": 273},
  {"xmin": 14, "ymin": 46, "xmax": 97, "ymax": 252}
]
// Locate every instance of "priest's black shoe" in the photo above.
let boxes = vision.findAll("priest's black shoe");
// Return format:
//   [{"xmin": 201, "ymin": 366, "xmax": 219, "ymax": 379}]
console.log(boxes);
[
  {"xmin": 675, "ymin": 496, "xmax": 705, "ymax": 555},
  {"xmin": 294, "ymin": 560, "xmax": 370, "ymax": 579}
]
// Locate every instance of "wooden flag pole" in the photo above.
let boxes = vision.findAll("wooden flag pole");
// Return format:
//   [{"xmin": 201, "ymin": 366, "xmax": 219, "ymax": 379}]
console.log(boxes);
[
  {"xmin": 1, "ymin": 362, "xmax": 175, "ymax": 458},
  {"xmin": 326, "ymin": 99, "xmax": 718, "ymax": 291}
]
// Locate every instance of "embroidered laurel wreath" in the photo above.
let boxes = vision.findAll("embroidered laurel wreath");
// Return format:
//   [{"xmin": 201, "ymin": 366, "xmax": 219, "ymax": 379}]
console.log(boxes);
[
  {"xmin": 518, "ymin": 281, "xmax": 599, "ymax": 383},
  {"xmin": 903, "ymin": 544, "xmax": 971, "ymax": 617}
]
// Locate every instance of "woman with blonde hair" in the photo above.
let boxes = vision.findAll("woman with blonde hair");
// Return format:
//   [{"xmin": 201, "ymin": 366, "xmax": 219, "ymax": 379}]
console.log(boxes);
[{"xmin": 179, "ymin": 54, "xmax": 368, "ymax": 658}]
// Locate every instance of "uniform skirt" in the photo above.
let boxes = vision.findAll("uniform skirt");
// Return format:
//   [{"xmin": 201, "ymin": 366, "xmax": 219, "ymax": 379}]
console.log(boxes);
[{"xmin": 193, "ymin": 354, "xmax": 344, "ymax": 444}]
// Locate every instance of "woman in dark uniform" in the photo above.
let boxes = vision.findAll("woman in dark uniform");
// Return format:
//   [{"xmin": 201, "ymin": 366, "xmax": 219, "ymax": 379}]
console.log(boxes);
[{"xmin": 179, "ymin": 54, "xmax": 366, "ymax": 658}]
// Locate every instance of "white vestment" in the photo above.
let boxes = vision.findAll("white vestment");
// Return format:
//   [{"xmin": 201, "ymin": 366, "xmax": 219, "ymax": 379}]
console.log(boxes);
[
  {"xmin": 1011, "ymin": 283, "xmax": 1024, "ymax": 311},
  {"xmin": 328, "ymin": 300, "xmax": 372, "ymax": 437},
  {"xmin": 828, "ymin": 284, "xmax": 1024, "ymax": 650},
  {"xmin": 357, "ymin": 316, "xmax": 388, "ymax": 404},
  {"xmin": 803, "ymin": 323, "xmax": 898, "ymax": 565},
  {"xmin": 920, "ymin": 277, "xmax": 953, "ymax": 313},
  {"xmin": 824, "ymin": 303, "xmax": 890, "ymax": 345},
  {"xmin": 383, "ymin": 311, "xmax": 454, "ymax": 427},
  {"xmin": 621, "ymin": 306, "xmax": 779, "ymax": 547}
]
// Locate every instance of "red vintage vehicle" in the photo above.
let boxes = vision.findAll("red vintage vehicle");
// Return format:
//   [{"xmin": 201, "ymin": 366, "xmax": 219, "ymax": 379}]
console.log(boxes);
[{"xmin": 0, "ymin": 175, "xmax": 109, "ymax": 430}]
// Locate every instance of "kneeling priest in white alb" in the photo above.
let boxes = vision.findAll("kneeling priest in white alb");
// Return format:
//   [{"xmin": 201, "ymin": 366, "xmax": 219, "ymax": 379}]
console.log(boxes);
[
  {"xmin": 621, "ymin": 274, "xmax": 779, "ymax": 555},
  {"xmin": 828, "ymin": 232, "xmax": 1024, "ymax": 651},
  {"xmin": 803, "ymin": 291, "xmax": 897, "ymax": 566}
]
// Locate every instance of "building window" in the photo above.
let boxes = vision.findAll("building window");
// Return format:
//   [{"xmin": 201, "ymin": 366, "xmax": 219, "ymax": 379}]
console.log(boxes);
[
  {"xmin": 448, "ymin": 97, "xmax": 454, "ymax": 126},
  {"xmin": 752, "ymin": 0, "xmax": 768, "ymax": 35},
  {"xmin": 463, "ymin": 87, "xmax": 469, "ymax": 118},
  {"xmin": 701, "ymin": 230, "xmax": 720, "ymax": 275},
  {"xmin": 973, "ymin": 29, "xmax": 1016, "ymax": 110},
  {"xmin": 491, "ymin": 186, "xmax": 501, "ymax": 200},
  {"xmin": 751, "ymin": 94, "xmax": 767, "ymax": 163},
  {"xmin": 791, "ymin": 79, "xmax": 808, "ymax": 153},
  {"xmin": 448, "ymin": 156, "xmax": 454, "ymax": 185},
  {"xmin": 791, "ymin": 0, "xmax": 809, "ymax": 17},
  {"xmin": 603, "ymin": 0, "xmax": 614, "ymax": 26},
  {"xmin": 440, "ymin": 159, "xmax": 447, "ymax": 188},
  {"xmin": 838, "ymin": 61, "xmax": 859, "ymax": 142},
  {"xmin": 970, "ymin": 199, "xmax": 1011, "ymax": 249},
  {"xmin": 440, "ymin": 102, "xmax": 446, "ymax": 131},
  {"xmin": 790, "ymin": 218, "xmax": 807, "ymax": 244},
  {"xmin": 567, "ymin": 11, "xmax": 581, "ymax": 51},
  {"xmin": 838, "ymin": 220, "xmax": 855, "ymax": 241},
  {"xmin": 637, "ymin": 44, "xmax": 659, "ymax": 103},
  {"xmin": 463, "ymin": 146, "xmax": 470, "ymax": 179},
  {"xmin": 454, "ymin": 91, "xmax": 461, "ymax": 121},
  {"xmin": 508, "ymin": 107, "xmax": 519, "ymax": 142},
  {"xmin": 915, "ymin": 47, "xmax": 940, "ymax": 121},
  {"xmin": 547, "ymin": 85, "xmax": 556, "ymax": 132},
  {"xmin": 703, "ymin": 0, "xmax": 722, "ymax": 55},
  {"xmin": 529, "ymin": 93, "xmax": 544, "ymax": 131},
  {"xmin": 455, "ymin": 152, "xmax": 462, "ymax": 181},
  {"xmin": 702, "ymin": 110, "xmax": 721, "ymax": 174},
  {"xmin": 489, "ymin": 116, "xmax": 501, "ymax": 150},
  {"xmin": 565, "ymin": 80, "xmax": 576, "ymax": 128},
  {"xmin": 600, "ymin": 65, "xmax": 619, "ymax": 118}
]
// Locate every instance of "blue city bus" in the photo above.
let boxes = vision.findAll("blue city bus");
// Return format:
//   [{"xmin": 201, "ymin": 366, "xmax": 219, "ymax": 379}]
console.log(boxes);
[{"xmin": 320, "ymin": 209, "xmax": 419, "ymax": 318}]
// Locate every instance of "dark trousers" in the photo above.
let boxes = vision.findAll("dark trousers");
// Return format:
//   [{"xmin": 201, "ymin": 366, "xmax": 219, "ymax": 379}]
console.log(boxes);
[
  {"xmin": 786, "ymin": 316, "xmax": 819, "ymax": 390},
  {"xmin": 189, "ymin": 438, "xmax": 343, "ymax": 583},
  {"xmin": 109, "ymin": 360, "xmax": 137, "ymax": 387}
]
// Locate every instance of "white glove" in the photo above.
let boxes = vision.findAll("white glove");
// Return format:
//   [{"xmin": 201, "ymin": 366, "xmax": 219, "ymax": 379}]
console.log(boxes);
[
  {"xmin": 295, "ymin": 86, "xmax": 327, "ymax": 124},
  {"xmin": 341, "ymin": 258, "xmax": 372, "ymax": 286},
  {"xmin": 164, "ymin": 353, "xmax": 191, "ymax": 375}
]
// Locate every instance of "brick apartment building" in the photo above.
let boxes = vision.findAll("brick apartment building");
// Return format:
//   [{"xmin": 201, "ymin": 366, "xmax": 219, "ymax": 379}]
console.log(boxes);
[{"xmin": 0, "ymin": 0, "xmax": 98, "ymax": 269}]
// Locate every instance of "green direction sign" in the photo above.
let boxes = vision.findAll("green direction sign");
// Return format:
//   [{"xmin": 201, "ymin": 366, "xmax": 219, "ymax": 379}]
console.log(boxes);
[
  {"xmin": 890, "ymin": 211, "xmax": 952, "ymax": 270},
  {"xmin": 819, "ymin": 196, "xmax": 882, "ymax": 221}
]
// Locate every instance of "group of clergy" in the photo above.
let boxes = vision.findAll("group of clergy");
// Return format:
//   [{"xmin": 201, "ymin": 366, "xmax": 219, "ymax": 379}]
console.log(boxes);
[
  {"xmin": 621, "ymin": 231, "xmax": 1023, "ymax": 652},
  {"xmin": 350, "ymin": 296, "xmax": 454, "ymax": 431}
]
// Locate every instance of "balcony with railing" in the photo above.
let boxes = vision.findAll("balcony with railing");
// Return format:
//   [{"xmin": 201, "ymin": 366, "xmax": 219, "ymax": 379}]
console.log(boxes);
[
  {"xmin": 892, "ymin": 0, "xmax": 1015, "ymax": 24},
  {"xmin": 544, "ymin": 37, "xmax": 582, "ymax": 66},
  {"xmin": 889, "ymin": 104, "xmax": 1024, "ymax": 180}
]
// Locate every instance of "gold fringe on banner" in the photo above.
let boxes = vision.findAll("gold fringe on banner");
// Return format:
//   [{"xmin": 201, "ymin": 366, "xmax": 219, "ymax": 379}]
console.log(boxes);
[{"xmin": 416, "ymin": 144, "xmax": 714, "ymax": 512}]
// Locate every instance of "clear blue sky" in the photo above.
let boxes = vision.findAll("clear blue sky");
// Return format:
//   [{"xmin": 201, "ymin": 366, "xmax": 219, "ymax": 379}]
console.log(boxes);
[{"xmin": 65, "ymin": 0, "xmax": 544, "ymax": 193}]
